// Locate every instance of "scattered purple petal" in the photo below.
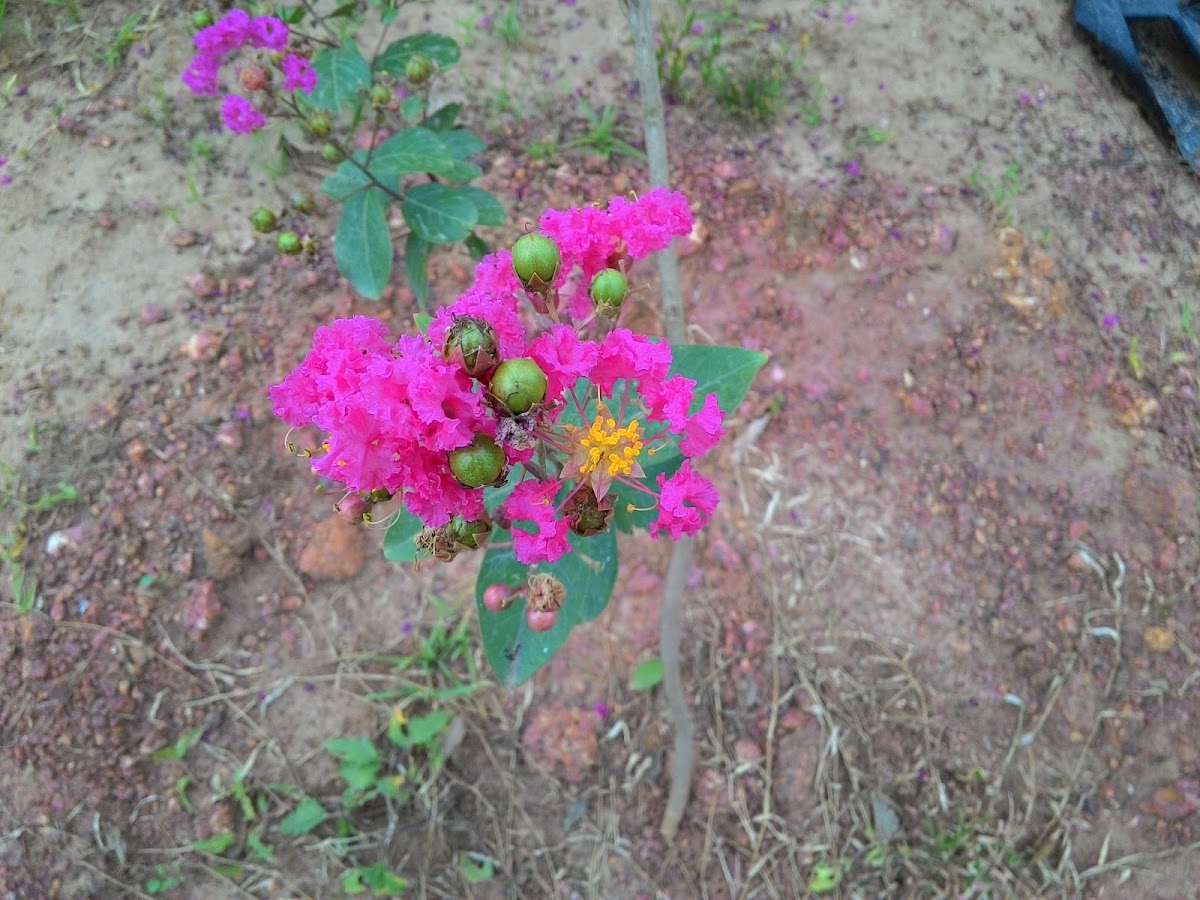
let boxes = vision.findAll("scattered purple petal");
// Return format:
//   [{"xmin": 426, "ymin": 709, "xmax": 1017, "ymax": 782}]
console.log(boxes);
[
  {"xmin": 1102, "ymin": 315, "xmax": 1120, "ymax": 328},
  {"xmin": 845, "ymin": 160, "xmax": 861, "ymax": 177},
  {"xmin": 845, "ymin": 12, "xmax": 856, "ymax": 24},
  {"xmin": 592, "ymin": 701, "xmax": 609, "ymax": 719}
]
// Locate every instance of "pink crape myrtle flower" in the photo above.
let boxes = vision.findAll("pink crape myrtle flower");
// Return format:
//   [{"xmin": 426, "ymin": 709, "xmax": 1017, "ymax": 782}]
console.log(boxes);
[
  {"xmin": 194, "ymin": 9, "xmax": 251, "ymax": 55},
  {"xmin": 528, "ymin": 324, "xmax": 599, "ymax": 406},
  {"xmin": 590, "ymin": 328, "xmax": 672, "ymax": 397},
  {"xmin": 281, "ymin": 54, "xmax": 318, "ymax": 94},
  {"xmin": 246, "ymin": 15, "xmax": 289, "ymax": 51},
  {"xmin": 649, "ymin": 461, "xmax": 720, "ymax": 540},
  {"xmin": 606, "ymin": 188, "xmax": 693, "ymax": 258},
  {"xmin": 503, "ymin": 479, "xmax": 571, "ymax": 564},
  {"xmin": 472, "ymin": 250, "xmax": 524, "ymax": 301},
  {"xmin": 182, "ymin": 53, "xmax": 222, "ymax": 96},
  {"xmin": 539, "ymin": 203, "xmax": 616, "ymax": 283},
  {"xmin": 220, "ymin": 94, "xmax": 266, "ymax": 134}
]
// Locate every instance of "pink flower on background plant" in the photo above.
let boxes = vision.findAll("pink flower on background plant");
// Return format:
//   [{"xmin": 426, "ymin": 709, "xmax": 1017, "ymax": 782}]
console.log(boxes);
[
  {"xmin": 678, "ymin": 392, "xmax": 726, "ymax": 458},
  {"xmin": 641, "ymin": 374, "xmax": 696, "ymax": 432},
  {"xmin": 220, "ymin": 94, "xmax": 266, "ymax": 134},
  {"xmin": 194, "ymin": 9, "xmax": 251, "ymax": 55},
  {"xmin": 606, "ymin": 188, "xmax": 693, "ymax": 258},
  {"xmin": 649, "ymin": 461, "xmax": 720, "ymax": 539},
  {"xmin": 281, "ymin": 54, "xmax": 318, "ymax": 94},
  {"xmin": 246, "ymin": 15, "xmax": 289, "ymax": 51},
  {"xmin": 182, "ymin": 53, "xmax": 222, "ymax": 95}
]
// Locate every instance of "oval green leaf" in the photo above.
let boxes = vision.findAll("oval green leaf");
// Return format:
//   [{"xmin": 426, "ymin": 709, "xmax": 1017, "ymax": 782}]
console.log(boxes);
[
  {"xmin": 310, "ymin": 45, "xmax": 371, "ymax": 112},
  {"xmin": 335, "ymin": 187, "xmax": 393, "ymax": 299},
  {"xmin": 629, "ymin": 657, "xmax": 664, "ymax": 692},
  {"xmin": 402, "ymin": 183, "xmax": 478, "ymax": 244}
]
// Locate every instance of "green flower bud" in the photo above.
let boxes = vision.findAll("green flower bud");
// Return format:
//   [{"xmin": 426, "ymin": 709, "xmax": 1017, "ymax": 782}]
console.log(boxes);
[
  {"xmin": 448, "ymin": 434, "xmax": 506, "ymax": 488},
  {"xmin": 249, "ymin": 207, "xmax": 277, "ymax": 233},
  {"xmin": 308, "ymin": 115, "xmax": 331, "ymax": 138},
  {"xmin": 321, "ymin": 143, "xmax": 343, "ymax": 164},
  {"xmin": 450, "ymin": 514, "xmax": 492, "ymax": 550},
  {"xmin": 511, "ymin": 234, "xmax": 561, "ymax": 293},
  {"xmin": 277, "ymin": 231, "xmax": 302, "ymax": 255},
  {"xmin": 489, "ymin": 358, "xmax": 548, "ymax": 415},
  {"xmin": 404, "ymin": 54, "xmax": 435, "ymax": 86},
  {"xmin": 564, "ymin": 483, "xmax": 613, "ymax": 536},
  {"xmin": 443, "ymin": 316, "xmax": 499, "ymax": 378},
  {"xmin": 589, "ymin": 268, "xmax": 628, "ymax": 316},
  {"xmin": 370, "ymin": 84, "xmax": 392, "ymax": 107},
  {"xmin": 192, "ymin": 10, "xmax": 214, "ymax": 29}
]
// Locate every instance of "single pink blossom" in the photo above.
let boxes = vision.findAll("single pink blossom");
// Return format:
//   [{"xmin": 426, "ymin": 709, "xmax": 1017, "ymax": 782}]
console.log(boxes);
[
  {"xmin": 590, "ymin": 329, "xmax": 672, "ymax": 397},
  {"xmin": 280, "ymin": 54, "xmax": 317, "ymax": 94},
  {"xmin": 503, "ymin": 479, "xmax": 571, "ymax": 564},
  {"xmin": 220, "ymin": 94, "xmax": 266, "ymax": 134},
  {"xmin": 528, "ymin": 325, "xmax": 599, "ymax": 405},
  {"xmin": 606, "ymin": 188, "xmax": 693, "ymax": 258},
  {"xmin": 649, "ymin": 461, "xmax": 719, "ymax": 540},
  {"xmin": 182, "ymin": 52, "xmax": 223, "ymax": 95},
  {"xmin": 194, "ymin": 9, "xmax": 251, "ymax": 55},
  {"xmin": 247, "ymin": 15, "xmax": 289, "ymax": 51},
  {"xmin": 678, "ymin": 393, "xmax": 726, "ymax": 458},
  {"xmin": 641, "ymin": 374, "xmax": 695, "ymax": 432},
  {"xmin": 539, "ymin": 203, "xmax": 617, "ymax": 282}
]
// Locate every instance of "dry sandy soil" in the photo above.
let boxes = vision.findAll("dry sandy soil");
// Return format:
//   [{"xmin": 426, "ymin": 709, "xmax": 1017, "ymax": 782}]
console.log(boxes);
[{"xmin": 2, "ymin": 0, "xmax": 1200, "ymax": 897}]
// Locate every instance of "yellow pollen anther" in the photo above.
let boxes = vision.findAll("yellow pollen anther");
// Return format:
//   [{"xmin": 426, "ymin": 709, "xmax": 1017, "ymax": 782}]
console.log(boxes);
[{"xmin": 578, "ymin": 406, "xmax": 643, "ymax": 478}]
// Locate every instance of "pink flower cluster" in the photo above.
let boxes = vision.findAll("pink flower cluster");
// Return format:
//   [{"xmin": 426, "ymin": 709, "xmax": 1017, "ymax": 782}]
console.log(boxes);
[
  {"xmin": 271, "ymin": 317, "xmax": 496, "ymax": 527},
  {"xmin": 272, "ymin": 192, "xmax": 725, "ymax": 566},
  {"xmin": 182, "ymin": 9, "xmax": 317, "ymax": 135}
]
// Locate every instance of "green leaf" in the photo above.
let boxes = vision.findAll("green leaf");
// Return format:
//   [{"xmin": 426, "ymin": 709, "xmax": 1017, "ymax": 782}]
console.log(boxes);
[
  {"xmin": 458, "ymin": 187, "xmax": 506, "ymax": 227},
  {"xmin": 383, "ymin": 506, "xmax": 425, "ymax": 562},
  {"xmin": 458, "ymin": 853, "xmax": 495, "ymax": 884},
  {"xmin": 279, "ymin": 795, "xmax": 329, "ymax": 836},
  {"xmin": 629, "ymin": 658, "xmax": 664, "ymax": 692},
  {"xmin": 335, "ymin": 187, "xmax": 393, "ymax": 299},
  {"xmin": 368, "ymin": 127, "xmax": 462, "ymax": 179},
  {"xmin": 414, "ymin": 313, "xmax": 433, "ymax": 334},
  {"xmin": 193, "ymin": 830, "xmax": 236, "ymax": 854},
  {"xmin": 424, "ymin": 103, "xmax": 462, "ymax": 131},
  {"xmin": 359, "ymin": 861, "xmax": 410, "ymax": 894},
  {"xmin": 340, "ymin": 761, "xmax": 381, "ymax": 792},
  {"xmin": 329, "ymin": 0, "xmax": 356, "ymax": 17},
  {"xmin": 310, "ymin": 45, "xmax": 372, "ymax": 112},
  {"xmin": 246, "ymin": 830, "xmax": 275, "ymax": 863},
  {"xmin": 325, "ymin": 736, "xmax": 381, "ymax": 767},
  {"xmin": 671, "ymin": 344, "xmax": 768, "ymax": 418},
  {"xmin": 376, "ymin": 32, "xmax": 461, "ymax": 75},
  {"xmin": 402, "ymin": 183, "xmax": 478, "ymax": 244},
  {"xmin": 404, "ymin": 233, "xmax": 431, "ymax": 309},
  {"xmin": 405, "ymin": 710, "xmax": 452, "ymax": 747},
  {"xmin": 151, "ymin": 724, "xmax": 205, "ymax": 762},
  {"xmin": 437, "ymin": 129, "xmax": 485, "ymax": 160},
  {"xmin": 808, "ymin": 863, "xmax": 842, "ymax": 892},
  {"xmin": 476, "ymin": 527, "xmax": 618, "ymax": 686},
  {"xmin": 321, "ymin": 153, "xmax": 373, "ymax": 200}
]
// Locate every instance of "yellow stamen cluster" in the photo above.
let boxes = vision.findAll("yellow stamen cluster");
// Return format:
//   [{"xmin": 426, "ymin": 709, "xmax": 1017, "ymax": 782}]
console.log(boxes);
[{"xmin": 579, "ymin": 407, "xmax": 643, "ymax": 478}]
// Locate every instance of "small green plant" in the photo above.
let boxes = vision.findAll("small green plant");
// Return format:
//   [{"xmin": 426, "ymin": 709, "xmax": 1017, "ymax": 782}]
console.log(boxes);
[
  {"xmin": 797, "ymin": 80, "xmax": 828, "ymax": 126},
  {"xmin": 855, "ymin": 124, "xmax": 894, "ymax": 146},
  {"xmin": 562, "ymin": 96, "xmax": 646, "ymax": 161},
  {"xmin": 523, "ymin": 136, "xmax": 558, "ymax": 162},
  {"xmin": 967, "ymin": 161, "xmax": 1024, "ymax": 222},
  {"xmin": 493, "ymin": 1, "xmax": 524, "ymax": 49},
  {"xmin": 1180, "ymin": 297, "xmax": 1198, "ymax": 344},
  {"xmin": 96, "ymin": 11, "xmax": 146, "ymax": 69}
]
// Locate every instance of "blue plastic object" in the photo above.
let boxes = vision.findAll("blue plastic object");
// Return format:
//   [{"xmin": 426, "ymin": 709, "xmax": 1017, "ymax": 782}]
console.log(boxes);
[{"xmin": 1076, "ymin": 0, "xmax": 1200, "ymax": 168}]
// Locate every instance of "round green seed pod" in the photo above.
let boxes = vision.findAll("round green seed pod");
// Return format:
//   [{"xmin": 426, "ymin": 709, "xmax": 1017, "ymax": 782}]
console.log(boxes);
[
  {"xmin": 250, "ymin": 207, "xmax": 277, "ymax": 233},
  {"xmin": 510, "ymin": 234, "xmax": 561, "ymax": 292},
  {"xmin": 489, "ymin": 358, "xmax": 548, "ymax": 415},
  {"xmin": 277, "ymin": 231, "xmax": 302, "ymax": 255},
  {"xmin": 448, "ymin": 434, "xmax": 506, "ymax": 488}
]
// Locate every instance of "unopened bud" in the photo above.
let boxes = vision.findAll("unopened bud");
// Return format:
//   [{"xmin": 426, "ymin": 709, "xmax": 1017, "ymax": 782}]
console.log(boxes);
[
  {"xmin": 250, "ymin": 207, "xmax": 277, "ymax": 233},
  {"xmin": 277, "ymin": 231, "xmax": 302, "ymax": 255},
  {"xmin": 511, "ymin": 234, "xmax": 561, "ymax": 293},
  {"xmin": 405, "ymin": 54, "xmax": 435, "ymax": 86},
  {"xmin": 589, "ymin": 268, "xmax": 628, "ymax": 316},
  {"xmin": 489, "ymin": 358, "xmax": 547, "ymax": 416},
  {"xmin": 447, "ymin": 434, "xmax": 506, "ymax": 488},
  {"xmin": 443, "ymin": 316, "xmax": 499, "ymax": 379}
]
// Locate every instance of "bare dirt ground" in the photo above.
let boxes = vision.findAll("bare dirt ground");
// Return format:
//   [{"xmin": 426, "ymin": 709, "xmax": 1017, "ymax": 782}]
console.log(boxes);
[{"xmin": 2, "ymin": 1, "xmax": 1200, "ymax": 897}]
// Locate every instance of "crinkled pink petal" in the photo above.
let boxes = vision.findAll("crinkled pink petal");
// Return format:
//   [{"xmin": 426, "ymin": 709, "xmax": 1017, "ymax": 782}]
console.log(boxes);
[
  {"xmin": 678, "ymin": 393, "xmax": 726, "ymax": 458},
  {"xmin": 195, "ymin": 10, "xmax": 250, "ymax": 55},
  {"xmin": 539, "ymin": 204, "xmax": 617, "ymax": 282},
  {"xmin": 528, "ymin": 324, "xmax": 599, "ymax": 404},
  {"xmin": 247, "ymin": 15, "xmax": 289, "ymax": 51},
  {"xmin": 649, "ymin": 461, "xmax": 719, "ymax": 540},
  {"xmin": 502, "ymin": 479, "xmax": 570, "ymax": 564},
  {"xmin": 472, "ymin": 250, "xmax": 523, "ymax": 300},
  {"xmin": 607, "ymin": 188, "xmax": 693, "ymax": 259},
  {"xmin": 280, "ymin": 54, "xmax": 317, "ymax": 94},
  {"xmin": 590, "ymin": 328, "xmax": 673, "ymax": 396},
  {"xmin": 182, "ymin": 52, "xmax": 222, "ymax": 96},
  {"xmin": 641, "ymin": 374, "xmax": 695, "ymax": 432},
  {"xmin": 220, "ymin": 94, "xmax": 266, "ymax": 134}
]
